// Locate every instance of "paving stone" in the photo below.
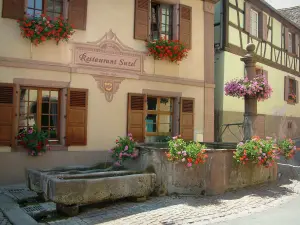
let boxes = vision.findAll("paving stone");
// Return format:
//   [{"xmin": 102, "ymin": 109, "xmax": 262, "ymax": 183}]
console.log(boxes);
[{"xmin": 2, "ymin": 207, "xmax": 38, "ymax": 225}]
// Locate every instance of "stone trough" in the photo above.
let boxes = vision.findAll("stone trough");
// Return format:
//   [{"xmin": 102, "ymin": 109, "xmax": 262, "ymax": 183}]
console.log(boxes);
[{"xmin": 26, "ymin": 167, "xmax": 156, "ymax": 216}]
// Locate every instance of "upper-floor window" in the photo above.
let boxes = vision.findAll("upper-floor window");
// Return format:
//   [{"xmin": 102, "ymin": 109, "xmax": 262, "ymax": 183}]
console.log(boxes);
[
  {"xmin": 151, "ymin": 3, "xmax": 173, "ymax": 40},
  {"xmin": 250, "ymin": 9, "xmax": 259, "ymax": 37},
  {"xmin": 27, "ymin": 0, "xmax": 63, "ymax": 19}
]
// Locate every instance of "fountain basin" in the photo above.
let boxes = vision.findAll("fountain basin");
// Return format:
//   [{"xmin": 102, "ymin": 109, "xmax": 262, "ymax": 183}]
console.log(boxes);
[{"xmin": 48, "ymin": 173, "xmax": 156, "ymax": 205}]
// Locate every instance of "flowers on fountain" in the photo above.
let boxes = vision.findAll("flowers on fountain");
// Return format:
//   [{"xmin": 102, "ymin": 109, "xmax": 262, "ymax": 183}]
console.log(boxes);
[
  {"xmin": 110, "ymin": 133, "xmax": 138, "ymax": 166},
  {"xmin": 234, "ymin": 136, "xmax": 296, "ymax": 167},
  {"xmin": 166, "ymin": 135, "xmax": 208, "ymax": 168},
  {"xmin": 277, "ymin": 138, "xmax": 296, "ymax": 160},
  {"xmin": 224, "ymin": 75, "xmax": 272, "ymax": 101}
]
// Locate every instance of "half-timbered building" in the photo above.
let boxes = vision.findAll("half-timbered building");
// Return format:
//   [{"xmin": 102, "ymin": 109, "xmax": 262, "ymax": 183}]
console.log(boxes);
[
  {"xmin": 214, "ymin": 0, "xmax": 300, "ymax": 142},
  {"xmin": 0, "ymin": 0, "xmax": 218, "ymax": 184}
]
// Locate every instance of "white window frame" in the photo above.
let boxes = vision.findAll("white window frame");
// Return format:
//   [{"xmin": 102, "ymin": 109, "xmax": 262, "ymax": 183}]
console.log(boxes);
[{"xmin": 250, "ymin": 9, "xmax": 259, "ymax": 37}]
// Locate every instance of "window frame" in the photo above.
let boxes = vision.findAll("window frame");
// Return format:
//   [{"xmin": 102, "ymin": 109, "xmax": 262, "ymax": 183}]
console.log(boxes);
[
  {"xmin": 18, "ymin": 86, "xmax": 61, "ymax": 145},
  {"xmin": 150, "ymin": 2, "xmax": 174, "ymax": 41},
  {"xmin": 145, "ymin": 96, "xmax": 174, "ymax": 137},
  {"xmin": 25, "ymin": 0, "xmax": 65, "ymax": 19}
]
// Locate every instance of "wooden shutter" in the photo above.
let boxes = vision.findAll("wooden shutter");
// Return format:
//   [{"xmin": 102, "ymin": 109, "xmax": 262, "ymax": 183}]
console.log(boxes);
[
  {"xmin": 180, "ymin": 98, "xmax": 194, "ymax": 141},
  {"xmin": 245, "ymin": 2, "xmax": 251, "ymax": 33},
  {"xmin": 134, "ymin": 0, "xmax": 150, "ymax": 40},
  {"xmin": 296, "ymin": 80, "xmax": 299, "ymax": 104},
  {"xmin": 295, "ymin": 34, "xmax": 299, "ymax": 56},
  {"xmin": 179, "ymin": 4, "xmax": 192, "ymax": 49},
  {"xmin": 68, "ymin": 0, "xmax": 87, "ymax": 30},
  {"xmin": 127, "ymin": 94, "xmax": 145, "ymax": 143},
  {"xmin": 0, "ymin": 84, "xmax": 16, "ymax": 146},
  {"xmin": 285, "ymin": 27, "xmax": 289, "ymax": 51},
  {"xmin": 66, "ymin": 88, "xmax": 88, "ymax": 146},
  {"xmin": 262, "ymin": 13, "xmax": 268, "ymax": 41},
  {"xmin": 284, "ymin": 76, "xmax": 289, "ymax": 101},
  {"xmin": 2, "ymin": 0, "xmax": 25, "ymax": 19}
]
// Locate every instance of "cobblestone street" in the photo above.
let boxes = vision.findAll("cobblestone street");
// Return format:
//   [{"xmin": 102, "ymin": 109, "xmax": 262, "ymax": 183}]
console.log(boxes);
[{"xmin": 46, "ymin": 177, "xmax": 300, "ymax": 225}]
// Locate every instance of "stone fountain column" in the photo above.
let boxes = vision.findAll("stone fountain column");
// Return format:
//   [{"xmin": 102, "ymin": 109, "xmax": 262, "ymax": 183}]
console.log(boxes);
[{"xmin": 241, "ymin": 43, "xmax": 257, "ymax": 141}]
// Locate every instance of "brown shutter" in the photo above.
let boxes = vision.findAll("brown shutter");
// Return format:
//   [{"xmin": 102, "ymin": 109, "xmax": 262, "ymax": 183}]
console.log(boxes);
[
  {"xmin": 66, "ymin": 88, "xmax": 88, "ymax": 146},
  {"xmin": 285, "ymin": 27, "xmax": 289, "ymax": 51},
  {"xmin": 134, "ymin": 0, "xmax": 150, "ymax": 40},
  {"xmin": 284, "ymin": 76, "xmax": 289, "ymax": 101},
  {"xmin": 263, "ymin": 70, "xmax": 268, "ymax": 83},
  {"xmin": 179, "ymin": 4, "xmax": 192, "ymax": 49},
  {"xmin": 295, "ymin": 34, "xmax": 299, "ymax": 56},
  {"xmin": 127, "ymin": 94, "xmax": 145, "ymax": 143},
  {"xmin": 296, "ymin": 80, "xmax": 299, "ymax": 104},
  {"xmin": 68, "ymin": 0, "xmax": 87, "ymax": 30},
  {"xmin": 2, "ymin": 0, "xmax": 25, "ymax": 20},
  {"xmin": 0, "ymin": 84, "xmax": 16, "ymax": 146},
  {"xmin": 245, "ymin": 2, "xmax": 251, "ymax": 33},
  {"xmin": 180, "ymin": 98, "xmax": 194, "ymax": 141},
  {"xmin": 262, "ymin": 13, "xmax": 268, "ymax": 41}
]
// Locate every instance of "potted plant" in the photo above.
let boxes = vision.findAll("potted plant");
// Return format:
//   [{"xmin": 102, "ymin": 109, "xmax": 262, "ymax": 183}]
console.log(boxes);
[
  {"xmin": 110, "ymin": 133, "xmax": 138, "ymax": 166},
  {"xmin": 224, "ymin": 75, "xmax": 272, "ymax": 101},
  {"xmin": 146, "ymin": 38, "xmax": 189, "ymax": 63},
  {"xmin": 166, "ymin": 136, "xmax": 208, "ymax": 167},
  {"xmin": 17, "ymin": 125, "xmax": 49, "ymax": 156},
  {"xmin": 288, "ymin": 93, "xmax": 296, "ymax": 103}
]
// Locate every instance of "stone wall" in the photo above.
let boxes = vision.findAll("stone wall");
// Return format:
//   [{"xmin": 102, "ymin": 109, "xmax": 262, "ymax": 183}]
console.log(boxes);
[{"xmin": 124, "ymin": 145, "xmax": 278, "ymax": 196}]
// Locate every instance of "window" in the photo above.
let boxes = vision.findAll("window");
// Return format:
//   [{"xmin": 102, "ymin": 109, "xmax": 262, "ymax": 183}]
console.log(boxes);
[
  {"xmin": 250, "ymin": 9, "xmax": 259, "ymax": 37},
  {"xmin": 288, "ymin": 79, "xmax": 297, "ymax": 103},
  {"xmin": 151, "ymin": 3, "xmax": 173, "ymax": 40},
  {"xmin": 18, "ymin": 87, "xmax": 60, "ymax": 144},
  {"xmin": 26, "ymin": 0, "xmax": 63, "ymax": 19},
  {"xmin": 146, "ymin": 96, "xmax": 173, "ymax": 137},
  {"xmin": 287, "ymin": 32, "xmax": 296, "ymax": 54}
]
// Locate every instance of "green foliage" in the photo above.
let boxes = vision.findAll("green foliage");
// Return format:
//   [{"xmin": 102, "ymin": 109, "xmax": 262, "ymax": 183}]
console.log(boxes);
[{"xmin": 277, "ymin": 138, "xmax": 296, "ymax": 160}]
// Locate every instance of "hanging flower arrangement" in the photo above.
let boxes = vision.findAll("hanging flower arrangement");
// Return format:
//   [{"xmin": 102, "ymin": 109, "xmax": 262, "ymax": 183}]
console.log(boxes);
[
  {"xmin": 288, "ymin": 93, "xmax": 297, "ymax": 102},
  {"xmin": 17, "ymin": 125, "xmax": 50, "ymax": 156},
  {"xmin": 224, "ymin": 75, "xmax": 273, "ymax": 101},
  {"xmin": 17, "ymin": 14, "xmax": 75, "ymax": 46},
  {"xmin": 146, "ymin": 38, "xmax": 189, "ymax": 63}
]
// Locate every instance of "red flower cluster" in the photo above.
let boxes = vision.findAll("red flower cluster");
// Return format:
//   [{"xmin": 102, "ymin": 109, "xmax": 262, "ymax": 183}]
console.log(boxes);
[
  {"xmin": 146, "ymin": 38, "xmax": 189, "ymax": 63},
  {"xmin": 17, "ymin": 14, "xmax": 74, "ymax": 46}
]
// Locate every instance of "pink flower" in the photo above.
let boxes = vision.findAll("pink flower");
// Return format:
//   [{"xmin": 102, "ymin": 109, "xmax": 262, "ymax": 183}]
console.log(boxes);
[
  {"xmin": 182, "ymin": 158, "xmax": 186, "ymax": 162},
  {"xmin": 124, "ymin": 145, "xmax": 128, "ymax": 151},
  {"xmin": 187, "ymin": 163, "xmax": 192, "ymax": 167},
  {"xmin": 128, "ymin": 133, "xmax": 132, "ymax": 137},
  {"xmin": 182, "ymin": 151, "xmax": 187, "ymax": 156},
  {"xmin": 177, "ymin": 152, "xmax": 181, "ymax": 155},
  {"xmin": 114, "ymin": 161, "xmax": 121, "ymax": 167}
]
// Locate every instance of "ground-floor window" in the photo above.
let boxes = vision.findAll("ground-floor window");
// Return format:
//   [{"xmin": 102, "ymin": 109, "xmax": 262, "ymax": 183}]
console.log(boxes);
[
  {"xmin": 18, "ymin": 87, "xmax": 60, "ymax": 144},
  {"xmin": 128, "ymin": 93, "xmax": 195, "ymax": 143}
]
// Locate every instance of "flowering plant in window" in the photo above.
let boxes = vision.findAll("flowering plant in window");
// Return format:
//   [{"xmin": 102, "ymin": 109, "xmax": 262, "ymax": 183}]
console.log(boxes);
[
  {"xmin": 17, "ymin": 125, "xmax": 49, "ymax": 156},
  {"xmin": 224, "ymin": 75, "xmax": 272, "ymax": 101},
  {"xmin": 233, "ymin": 136, "xmax": 278, "ymax": 168},
  {"xmin": 110, "ymin": 133, "xmax": 138, "ymax": 166},
  {"xmin": 17, "ymin": 14, "xmax": 74, "ymax": 46},
  {"xmin": 146, "ymin": 38, "xmax": 189, "ymax": 63},
  {"xmin": 277, "ymin": 138, "xmax": 296, "ymax": 160},
  {"xmin": 166, "ymin": 136, "xmax": 208, "ymax": 168},
  {"xmin": 288, "ymin": 93, "xmax": 297, "ymax": 102}
]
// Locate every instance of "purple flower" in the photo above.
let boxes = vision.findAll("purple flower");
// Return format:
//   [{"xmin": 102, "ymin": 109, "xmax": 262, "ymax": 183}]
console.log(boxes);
[{"xmin": 28, "ymin": 129, "xmax": 33, "ymax": 134}]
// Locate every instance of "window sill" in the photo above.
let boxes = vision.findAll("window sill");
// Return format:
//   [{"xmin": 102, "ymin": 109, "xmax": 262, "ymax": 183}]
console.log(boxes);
[
  {"xmin": 287, "ymin": 100, "xmax": 296, "ymax": 105},
  {"xmin": 13, "ymin": 145, "xmax": 68, "ymax": 152}
]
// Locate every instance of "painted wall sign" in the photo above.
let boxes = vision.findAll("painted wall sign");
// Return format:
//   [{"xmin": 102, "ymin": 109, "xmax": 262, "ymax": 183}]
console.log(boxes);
[{"xmin": 72, "ymin": 29, "xmax": 145, "ymax": 75}]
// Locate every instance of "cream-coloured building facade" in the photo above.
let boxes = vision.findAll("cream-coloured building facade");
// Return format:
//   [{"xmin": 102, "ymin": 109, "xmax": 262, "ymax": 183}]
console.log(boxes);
[
  {"xmin": 214, "ymin": 0, "xmax": 300, "ymax": 142},
  {"xmin": 0, "ymin": 0, "xmax": 217, "ymax": 184}
]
